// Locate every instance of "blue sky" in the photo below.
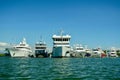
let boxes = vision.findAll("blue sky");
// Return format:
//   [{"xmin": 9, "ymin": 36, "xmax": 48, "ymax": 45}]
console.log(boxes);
[{"xmin": 0, "ymin": 0, "xmax": 120, "ymax": 49}]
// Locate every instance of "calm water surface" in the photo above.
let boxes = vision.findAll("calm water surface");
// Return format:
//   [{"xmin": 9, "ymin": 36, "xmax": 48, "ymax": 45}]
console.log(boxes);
[{"xmin": 0, "ymin": 57, "xmax": 120, "ymax": 80}]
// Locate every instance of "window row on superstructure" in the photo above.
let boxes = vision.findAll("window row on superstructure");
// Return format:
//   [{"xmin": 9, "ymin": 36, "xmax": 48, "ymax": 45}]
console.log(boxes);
[
  {"xmin": 35, "ymin": 47, "xmax": 46, "ymax": 49},
  {"xmin": 16, "ymin": 47, "xmax": 31, "ymax": 50},
  {"xmin": 53, "ymin": 38, "xmax": 70, "ymax": 41},
  {"xmin": 54, "ymin": 43, "xmax": 69, "ymax": 45}
]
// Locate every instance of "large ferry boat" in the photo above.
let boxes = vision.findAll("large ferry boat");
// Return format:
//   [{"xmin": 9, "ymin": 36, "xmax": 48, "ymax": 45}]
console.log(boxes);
[
  {"xmin": 7, "ymin": 38, "xmax": 33, "ymax": 57},
  {"xmin": 35, "ymin": 41, "xmax": 48, "ymax": 58},
  {"xmin": 52, "ymin": 31, "xmax": 71, "ymax": 58}
]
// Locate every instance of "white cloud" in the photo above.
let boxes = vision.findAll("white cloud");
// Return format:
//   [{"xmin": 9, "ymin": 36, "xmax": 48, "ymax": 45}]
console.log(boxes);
[
  {"xmin": 0, "ymin": 42, "xmax": 10, "ymax": 50},
  {"xmin": 0, "ymin": 42, "xmax": 9, "ymax": 46}
]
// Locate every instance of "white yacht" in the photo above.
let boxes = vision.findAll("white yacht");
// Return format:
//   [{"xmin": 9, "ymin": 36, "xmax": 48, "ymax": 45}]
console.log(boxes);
[
  {"xmin": 108, "ymin": 47, "xmax": 118, "ymax": 57},
  {"xmin": 7, "ymin": 38, "xmax": 33, "ymax": 57},
  {"xmin": 71, "ymin": 44, "xmax": 86, "ymax": 57},
  {"xmin": 70, "ymin": 44, "xmax": 91, "ymax": 57},
  {"xmin": 91, "ymin": 48, "xmax": 105, "ymax": 58},
  {"xmin": 35, "ymin": 41, "xmax": 48, "ymax": 58},
  {"xmin": 73, "ymin": 44, "xmax": 86, "ymax": 53},
  {"xmin": 52, "ymin": 31, "xmax": 71, "ymax": 58}
]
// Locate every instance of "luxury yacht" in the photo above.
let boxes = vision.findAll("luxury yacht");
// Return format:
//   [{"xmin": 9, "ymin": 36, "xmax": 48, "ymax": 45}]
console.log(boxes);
[
  {"xmin": 71, "ymin": 44, "xmax": 86, "ymax": 57},
  {"xmin": 91, "ymin": 48, "xmax": 106, "ymax": 58},
  {"xmin": 35, "ymin": 41, "xmax": 48, "ymax": 58},
  {"xmin": 7, "ymin": 38, "xmax": 33, "ymax": 57},
  {"xmin": 70, "ymin": 44, "xmax": 91, "ymax": 58},
  {"xmin": 108, "ymin": 47, "xmax": 118, "ymax": 57}
]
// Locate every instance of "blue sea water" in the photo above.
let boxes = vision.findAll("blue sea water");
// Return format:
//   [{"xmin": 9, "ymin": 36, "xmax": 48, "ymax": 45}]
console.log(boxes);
[{"xmin": 0, "ymin": 57, "xmax": 120, "ymax": 80}]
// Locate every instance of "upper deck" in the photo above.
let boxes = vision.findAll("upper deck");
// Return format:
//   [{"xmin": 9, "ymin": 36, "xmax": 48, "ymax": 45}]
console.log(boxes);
[{"xmin": 52, "ymin": 33, "xmax": 71, "ymax": 47}]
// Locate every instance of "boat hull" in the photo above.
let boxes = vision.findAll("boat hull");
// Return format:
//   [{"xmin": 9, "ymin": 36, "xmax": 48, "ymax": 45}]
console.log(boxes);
[
  {"xmin": 108, "ymin": 54, "xmax": 118, "ymax": 57},
  {"xmin": 35, "ymin": 50, "xmax": 48, "ymax": 58},
  {"xmin": 52, "ymin": 46, "xmax": 71, "ymax": 58},
  {"xmin": 7, "ymin": 48, "xmax": 33, "ymax": 57},
  {"xmin": 69, "ymin": 51, "xmax": 91, "ymax": 58}
]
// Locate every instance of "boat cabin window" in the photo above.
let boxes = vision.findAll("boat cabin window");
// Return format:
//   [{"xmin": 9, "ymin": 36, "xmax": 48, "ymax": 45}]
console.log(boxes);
[
  {"xmin": 35, "ymin": 47, "xmax": 46, "ymax": 49},
  {"xmin": 77, "ymin": 48, "xmax": 83, "ymax": 50},
  {"xmin": 20, "ymin": 44, "xmax": 25, "ymax": 46},
  {"xmin": 54, "ymin": 43, "xmax": 69, "ymax": 45},
  {"xmin": 53, "ymin": 38, "xmax": 70, "ymax": 41},
  {"xmin": 16, "ymin": 47, "xmax": 30, "ymax": 50},
  {"xmin": 93, "ymin": 49, "xmax": 98, "ymax": 51},
  {"xmin": 63, "ymin": 38, "xmax": 69, "ymax": 41},
  {"xmin": 111, "ymin": 53, "xmax": 115, "ymax": 54},
  {"xmin": 36, "ymin": 44, "xmax": 46, "ymax": 46}
]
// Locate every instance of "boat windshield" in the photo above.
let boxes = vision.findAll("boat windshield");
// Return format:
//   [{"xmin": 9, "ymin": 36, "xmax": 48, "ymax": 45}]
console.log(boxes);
[
  {"xmin": 93, "ymin": 49, "xmax": 98, "ymax": 51},
  {"xmin": 76, "ymin": 48, "xmax": 83, "ymax": 50},
  {"xmin": 20, "ymin": 44, "xmax": 25, "ymax": 46},
  {"xmin": 16, "ymin": 47, "xmax": 30, "ymax": 49}
]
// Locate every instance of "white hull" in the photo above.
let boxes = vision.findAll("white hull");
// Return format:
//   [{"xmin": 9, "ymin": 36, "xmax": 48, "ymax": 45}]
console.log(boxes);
[
  {"xmin": 108, "ymin": 47, "xmax": 118, "ymax": 57},
  {"xmin": 91, "ymin": 53, "xmax": 101, "ymax": 58},
  {"xmin": 72, "ymin": 52, "xmax": 86, "ymax": 58},
  {"xmin": 69, "ymin": 51, "xmax": 91, "ymax": 58},
  {"xmin": 8, "ymin": 48, "xmax": 32, "ymax": 57},
  {"xmin": 109, "ymin": 54, "xmax": 118, "ymax": 57},
  {"xmin": 52, "ymin": 46, "xmax": 71, "ymax": 57}
]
